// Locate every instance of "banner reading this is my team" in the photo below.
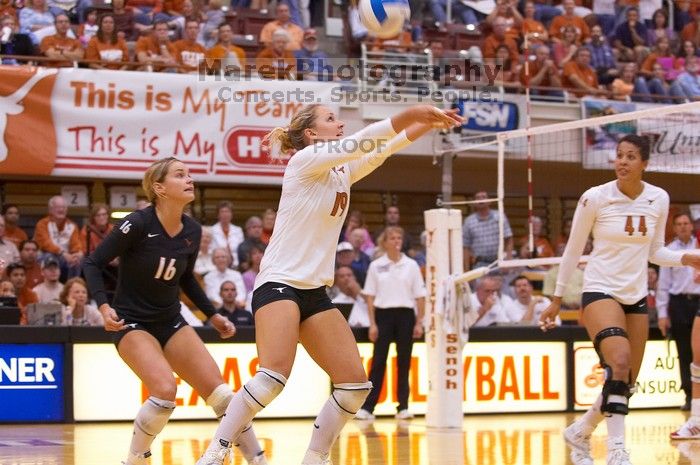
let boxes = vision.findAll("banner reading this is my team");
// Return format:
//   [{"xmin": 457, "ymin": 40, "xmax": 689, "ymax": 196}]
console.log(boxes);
[{"xmin": 0, "ymin": 66, "xmax": 339, "ymax": 184}]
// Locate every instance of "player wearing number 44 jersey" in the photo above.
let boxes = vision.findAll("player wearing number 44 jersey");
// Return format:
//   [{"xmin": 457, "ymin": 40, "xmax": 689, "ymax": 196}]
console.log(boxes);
[
  {"xmin": 196, "ymin": 104, "xmax": 463, "ymax": 465},
  {"xmin": 83, "ymin": 158, "xmax": 268, "ymax": 465},
  {"xmin": 539, "ymin": 135, "xmax": 700, "ymax": 465}
]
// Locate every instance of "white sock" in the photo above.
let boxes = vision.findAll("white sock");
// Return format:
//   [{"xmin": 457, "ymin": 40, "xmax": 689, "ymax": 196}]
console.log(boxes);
[
  {"xmin": 306, "ymin": 383, "xmax": 371, "ymax": 457},
  {"xmin": 206, "ymin": 384, "xmax": 263, "ymax": 461},
  {"xmin": 579, "ymin": 394, "xmax": 604, "ymax": 435},
  {"xmin": 234, "ymin": 424, "xmax": 263, "ymax": 462},
  {"xmin": 692, "ymin": 399, "xmax": 700, "ymax": 419},
  {"xmin": 205, "ymin": 369, "xmax": 286, "ymax": 456},
  {"xmin": 128, "ymin": 397, "xmax": 176, "ymax": 462},
  {"xmin": 306, "ymin": 397, "xmax": 353, "ymax": 457},
  {"xmin": 302, "ymin": 448, "xmax": 330, "ymax": 465},
  {"xmin": 606, "ymin": 414, "xmax": 626, "ymax": 448}
]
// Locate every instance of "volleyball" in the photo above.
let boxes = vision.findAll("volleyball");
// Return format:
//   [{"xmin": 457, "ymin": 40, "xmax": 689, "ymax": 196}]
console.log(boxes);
[{"xmin": 358, "ymin": 0, "xmax": 411, "ymax": 39}]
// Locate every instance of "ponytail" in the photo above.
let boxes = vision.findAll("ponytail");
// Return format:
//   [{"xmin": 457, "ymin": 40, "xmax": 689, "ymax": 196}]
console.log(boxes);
[{"xmin": 263, "ymin": 104, "xmax": 321, "ymax": 160}]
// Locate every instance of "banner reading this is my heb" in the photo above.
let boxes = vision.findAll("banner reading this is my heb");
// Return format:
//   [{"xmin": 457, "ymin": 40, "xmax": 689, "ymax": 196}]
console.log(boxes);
[{"xmin": 0, "ymin": 66, "xmax": 338, "ymax": 184}]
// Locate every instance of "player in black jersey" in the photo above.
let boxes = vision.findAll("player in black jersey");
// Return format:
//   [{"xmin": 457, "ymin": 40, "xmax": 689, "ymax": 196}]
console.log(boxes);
[{"xmin": 83, "ymin": 158, "xmax": 268, "ymax": 465}]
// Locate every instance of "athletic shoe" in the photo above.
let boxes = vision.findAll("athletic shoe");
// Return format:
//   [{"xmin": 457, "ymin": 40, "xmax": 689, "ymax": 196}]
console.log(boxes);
[
  {"xmin": 395, "ymin": 409, "xmax": 414, "ymax": 420},
  {"xmin": 355, "ymin": 409, "xmax": 375, "ymax": 420},
  {"xmin": 563, "ymin": 422, "xmax": 593, "ymax": 465},
  {"xmin": 301, "ymin": 450, "xmax": 332, "ymax": 465},
  {"xmin": 250, "ymin": 452, "xmax": 269, "ymax": 465},
  {"xmin": 607, "ymin": 448, "xmax": 632, "ymax": 465},
  {"xmin": 671, "ymin": 418, "xmax": 700, "ymax": 440},
  {"xmin": 195, "ymin": 440, "xmax": 231, "ymax": 465}
]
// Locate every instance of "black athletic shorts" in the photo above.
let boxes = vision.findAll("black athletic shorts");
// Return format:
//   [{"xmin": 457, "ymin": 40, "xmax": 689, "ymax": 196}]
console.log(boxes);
[
  {"xmin": 581, "ymin": 292, "xmax": 648, "ymax": 314},
  {"xmin": 252, "ymin": 281, "xmax": 336, "ymax": 322},
  {"xmin": 113, "ymin": 313, "xmax": 189, "ymax": 349}
]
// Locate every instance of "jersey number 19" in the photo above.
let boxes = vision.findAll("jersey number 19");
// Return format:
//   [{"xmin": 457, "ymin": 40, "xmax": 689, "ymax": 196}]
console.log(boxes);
[{"xmin": 154, "ymin": 257, "xmax": 177, "ymax": 280}]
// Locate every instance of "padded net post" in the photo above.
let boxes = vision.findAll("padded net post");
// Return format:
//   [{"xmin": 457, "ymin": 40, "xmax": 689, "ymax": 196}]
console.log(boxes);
[{"xmin": 424, "ymin": 208, "xmax": 466, "ymax": 429}]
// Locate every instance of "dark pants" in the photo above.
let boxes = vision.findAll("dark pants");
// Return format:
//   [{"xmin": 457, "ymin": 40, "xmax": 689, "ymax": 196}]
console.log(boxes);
[
  {"xmin": 362, "ymin": 307, "xmax": 416, "ymax": 413},
  {"xmin": 670, "ymin": 294, "xmax": 700, "ymax": 401}
]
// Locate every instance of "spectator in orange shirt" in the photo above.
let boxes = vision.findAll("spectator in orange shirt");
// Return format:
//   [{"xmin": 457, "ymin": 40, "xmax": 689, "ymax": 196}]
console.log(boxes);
[
  {"xmin": 85, "ymin": 13, "xmax": 130, "ymax": 70},
  {"xmin": 522, "ymin": 1, "xmax": 548, "ymax": 45},
  {"xmin": 549, "ymin": 0, "xmax": 590, "ymax": 43},
  {"xmin": 259, "ymin": 3, "xmax": 303, "ymax": 50},
  {"xmin": 487, "ymin": 44, "xmax": 519, "ymax": 86},
  {"xmin": 482, "ymin": 16, "xmax": 519, "ymax": 63},
  {"xmin": 261, "ymin": 208, "xmax": 276, "ymax": 245},
  {"xmin": 34, "ymin": 195, "xmax": 84, "ymax": 281},
  {"xmin": 518, "ymin": 216, "xmax": 554, "ymax": 259},
  {"xmin": 256, "ymin": 28, "xmax": 297, "ymax": 79},
  {"xmin": 5, "ymin": 262, "xmax": 38, "ymax": 325},
  {"xmin": 521, "ymin": 44, "xmax": 563, "ymax": 97},
  {"xmin": 681, "ymin": 12, "xmax": 700, "ymax": 48},
  {"xmin": 0, "ymin": 205, "xmax": 28, "ymax": 249},
  {"xmin": 206, "ymin": 23, "xmax": 247, "ymax": 75},
  {"xmin": 40, "ymin": 13, "xmax": 85, "ymax": 67},
  {"xmin": 0, "ymin": 0, "xmax": 16, "ymax": 19},
  {"xmin": 136, "ymin": 20, "xmax": 178, "ymax": 71},
  {"xmin": 174, "ymin": 19, "xmax": 206, "ymax": 73},
  {"xmin": 562, "ymin": 47, "xmax": 603, "ymax": 97},
  {"xmin": 485, "ymin": 0, "xmax": 522, "ymax": 42},
  {"xmin": 80, "ymin": 203, "xmax": 114, "ymax": 255},
  {"xmin": 19, "ymin": 240, "xmax": 43, "ymax": 289},
  {"xmin": 552, "ymin": 24, "xmax": 577, "ymax": 68},
  {"xmin": 640, "ymin": 36, "xmax": 674, "ymax": 78}
]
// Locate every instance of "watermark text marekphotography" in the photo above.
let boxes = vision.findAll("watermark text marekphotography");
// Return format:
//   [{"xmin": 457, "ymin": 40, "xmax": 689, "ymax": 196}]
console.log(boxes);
[{"xmin": 199, "ymin": 58, "xmax": 504, "ymax": 105}]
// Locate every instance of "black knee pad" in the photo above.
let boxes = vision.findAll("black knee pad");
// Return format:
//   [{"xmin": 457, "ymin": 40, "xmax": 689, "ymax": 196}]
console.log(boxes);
[
  {"xmin": 594, "ymin": 327, "xmax": 628, "ymax": 361},
  {"xmin": 601, "ymin": 379, "xmax": 631, "ymax": 416}
]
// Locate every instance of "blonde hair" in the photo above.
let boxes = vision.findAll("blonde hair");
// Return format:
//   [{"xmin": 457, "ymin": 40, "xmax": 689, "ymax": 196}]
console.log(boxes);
[
  {"xmin": 372, "ymin": 226, "xmax": 405, "ymax": 259},
  {"xmin": 381, "ymin": 226, "xmax": 404, "ymax": 244},
  {"xmin": 263, "ymin": 104, "xmax": 321, "ymax": 159},
  {"xmin": 142, "ymin": 157, "xmax": 181, "ymax": 205}
]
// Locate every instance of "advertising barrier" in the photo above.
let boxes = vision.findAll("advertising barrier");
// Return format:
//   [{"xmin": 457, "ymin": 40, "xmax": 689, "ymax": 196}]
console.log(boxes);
[
  {"xmin": 0, "ymin": 343, "xmax": 64, "ymax": 422},
  {"xmin": 573, "ymin": 340, "xmax": 684, "ymax": 410}
]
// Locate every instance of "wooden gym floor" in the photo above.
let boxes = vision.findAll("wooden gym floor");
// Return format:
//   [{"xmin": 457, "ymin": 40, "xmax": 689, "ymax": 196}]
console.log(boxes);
[{"xmin": 0, "ymin": 410, "xmax": 696, "ymax": 465}]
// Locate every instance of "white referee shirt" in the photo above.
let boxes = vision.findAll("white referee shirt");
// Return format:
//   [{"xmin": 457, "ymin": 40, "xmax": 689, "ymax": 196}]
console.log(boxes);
[
  {"xmin": 656, "ymin": 236, "xmax": 700, "ymax": 319},
  {"xmin": 256, "ymin": 119, "xmax": 411, "ymax": 290},
  {"xmin": 362, "ymin": 254, "xmax": 426, "ymax": 309},
  {"xmin": 555, "ymin": 180, "xmax": 684, "ymax": 304}
]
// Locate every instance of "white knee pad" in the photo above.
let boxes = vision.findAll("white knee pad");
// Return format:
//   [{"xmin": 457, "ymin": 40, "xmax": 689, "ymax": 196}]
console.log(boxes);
[
  {"xmin": 206, "ymin": 384, "xmax": 234, "ymax": 419},
  {"xmin": 136, "ymin": 396, "xmax": 176, "ymax": 437},
  {"xmin": 331, "ymin": 382, "xmax": 372, "ymax": 415},
  {"xmin": 241, "ymin": 367, "xmax": 287, "ymax": 412},
  {"xmin": 691, "ymin": 363, "xmax": 700, "ymax": 384}
]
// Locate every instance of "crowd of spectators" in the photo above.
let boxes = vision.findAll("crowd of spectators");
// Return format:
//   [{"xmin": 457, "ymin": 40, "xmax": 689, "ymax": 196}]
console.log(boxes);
[
  {"xmin": 2, "ymin": 0, "xmax": 700, "ymax": 100},
  {"xmin": 2, "ymin": 190, "xmax": 699, "ymax": 330}
]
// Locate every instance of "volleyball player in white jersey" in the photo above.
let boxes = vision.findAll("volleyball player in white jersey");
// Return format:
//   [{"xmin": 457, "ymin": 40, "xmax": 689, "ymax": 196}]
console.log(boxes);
[
  {"xmin": 196, "ymin": 104, "xmax": 462, "ymax": 465},
  {"xmin": 539, "ymin": 134, "xmax": 700, "ymax": 465}
]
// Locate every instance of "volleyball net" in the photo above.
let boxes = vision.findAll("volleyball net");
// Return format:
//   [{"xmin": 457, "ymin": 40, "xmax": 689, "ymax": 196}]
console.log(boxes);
[{"xmin": 424, "ymin": 100, "xmax": 700, "ymax": 428}]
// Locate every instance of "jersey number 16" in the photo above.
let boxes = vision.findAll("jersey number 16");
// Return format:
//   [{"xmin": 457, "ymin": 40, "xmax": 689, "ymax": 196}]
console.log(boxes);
[{"xmin": 154, "ymin": 257, "xmax": 177, "ymax": 280}]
